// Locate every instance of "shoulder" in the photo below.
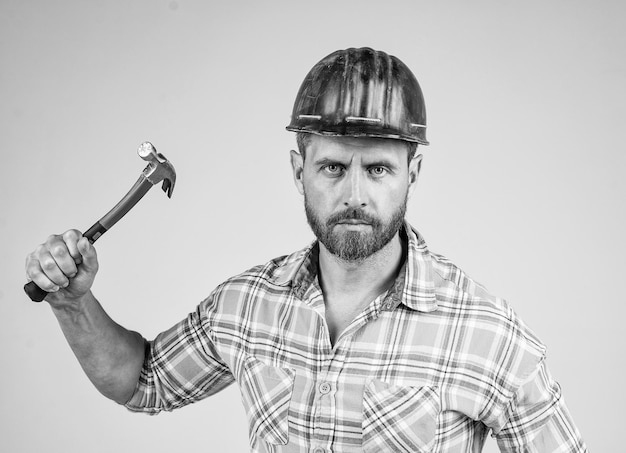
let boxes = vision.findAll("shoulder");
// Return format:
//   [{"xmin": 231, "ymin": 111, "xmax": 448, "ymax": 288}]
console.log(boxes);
[
  {"xmin": 428, "ymin": 250, "xmax": 547, "ymax": 379},
  {"xmin": 424, "ymin": 251, "xmax": 557, "ymax": 427},
  {"xmin": 198, "ymin": 243, "xmax": 314, "ymax": 314}
]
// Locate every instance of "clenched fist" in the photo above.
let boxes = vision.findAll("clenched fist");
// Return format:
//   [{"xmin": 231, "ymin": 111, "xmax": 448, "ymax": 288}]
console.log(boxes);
[{"xmin": 25, "ymin": 230, "xmax": 99, "ymax": 304}]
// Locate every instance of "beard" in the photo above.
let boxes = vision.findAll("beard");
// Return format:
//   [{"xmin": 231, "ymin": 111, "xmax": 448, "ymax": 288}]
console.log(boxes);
[{"xmin": 304, "ymin": 194, "xmax": 408, "ymax": 262}]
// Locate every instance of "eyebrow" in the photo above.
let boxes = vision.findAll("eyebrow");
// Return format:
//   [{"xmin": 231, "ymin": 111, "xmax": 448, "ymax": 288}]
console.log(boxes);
[
  {"xmin": 313, "ymin": 157, "xmax": 348, "ymax": 167},
  {"xmin": 312, "ymin": 157, "xmax": 399, "ymax": 169},
  {"xmin": 364, "ymin": 158, "xmax": 399, "ymax": 169}
]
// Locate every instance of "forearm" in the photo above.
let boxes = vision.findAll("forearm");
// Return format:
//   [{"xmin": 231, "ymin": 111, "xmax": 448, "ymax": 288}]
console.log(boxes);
[{"xmin": 51, "ymin": 290, "xmax": 146, "ymax": 404}]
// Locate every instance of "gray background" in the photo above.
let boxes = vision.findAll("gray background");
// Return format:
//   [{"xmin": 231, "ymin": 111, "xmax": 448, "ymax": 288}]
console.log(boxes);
[{"xmin": 1, "ymin": 1, "xmax": 624, "ymax": 451}]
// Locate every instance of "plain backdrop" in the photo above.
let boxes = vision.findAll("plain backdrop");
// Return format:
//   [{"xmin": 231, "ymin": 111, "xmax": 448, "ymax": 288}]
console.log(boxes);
[{"xmin": 1, "ymin": 1, "xmax": 624, "ymax": 451}]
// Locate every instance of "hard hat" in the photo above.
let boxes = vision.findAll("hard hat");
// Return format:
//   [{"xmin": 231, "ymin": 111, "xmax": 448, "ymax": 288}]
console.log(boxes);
[{"xmin": 286, "ymin": 47, "xmax": 429, "ymax": 145}]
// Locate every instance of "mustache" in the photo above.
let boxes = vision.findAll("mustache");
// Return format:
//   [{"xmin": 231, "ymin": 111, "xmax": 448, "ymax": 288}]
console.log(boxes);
[{"xmin": 326, "ymin": 208, "xmax": 380, "ymax": 226}]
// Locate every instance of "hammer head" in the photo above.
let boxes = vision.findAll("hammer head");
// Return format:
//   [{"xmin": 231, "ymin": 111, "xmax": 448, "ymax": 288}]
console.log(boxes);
[{"xmin": 137, "ymin": 141, "xmax": 176, "ymax": 198}]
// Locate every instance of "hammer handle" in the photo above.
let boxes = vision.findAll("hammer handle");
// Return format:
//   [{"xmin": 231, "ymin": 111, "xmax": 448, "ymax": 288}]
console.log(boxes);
[
  {"xmin": 24, "ymin": 176, "xmax": 153, "ymax": 302},
  {"xmin": 23, "ymin": 223, "xmax": 107, "ymax": 302}
]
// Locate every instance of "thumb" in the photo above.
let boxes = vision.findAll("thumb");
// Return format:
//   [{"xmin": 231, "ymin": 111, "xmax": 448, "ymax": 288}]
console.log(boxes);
[{"xmin": 77, "ymin": 237, "xmax": 98, "ymax": 271}]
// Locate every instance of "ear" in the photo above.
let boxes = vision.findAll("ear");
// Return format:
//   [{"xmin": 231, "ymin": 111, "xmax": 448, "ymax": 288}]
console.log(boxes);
[
  {"xmin": 407, "ymin": 154, "xmax": 423, "ymax": 199},
  {"xmin": 290, "ymin": 149, "xmax": 305, "ymax": 195}
]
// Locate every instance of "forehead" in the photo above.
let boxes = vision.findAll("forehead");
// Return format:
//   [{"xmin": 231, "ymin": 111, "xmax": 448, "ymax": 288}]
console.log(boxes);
[{"xmin": 306, "ymin": 135, "xmax": 408, "ymax": 162}]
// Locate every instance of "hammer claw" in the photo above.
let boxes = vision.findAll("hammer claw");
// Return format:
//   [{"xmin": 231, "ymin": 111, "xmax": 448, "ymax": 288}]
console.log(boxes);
[{"xmin": 162, "ymin": 178, "xmax": 174, "ymax": 198}]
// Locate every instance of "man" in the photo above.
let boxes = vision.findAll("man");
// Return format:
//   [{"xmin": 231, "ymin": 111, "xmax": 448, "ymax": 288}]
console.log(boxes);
[{"xmin": 25, "ymin": 48, "xmax": 586, "ymax": 452}]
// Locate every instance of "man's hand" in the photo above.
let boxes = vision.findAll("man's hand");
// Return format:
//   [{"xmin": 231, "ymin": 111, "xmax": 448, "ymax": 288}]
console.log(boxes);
[{"xmin": 25, "ymin": 229, "xmax": 99, "ymax": 306}]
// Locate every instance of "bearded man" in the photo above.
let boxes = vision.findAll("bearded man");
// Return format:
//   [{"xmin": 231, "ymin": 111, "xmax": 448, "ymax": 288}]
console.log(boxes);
[{"xmin": 25, "ymin": 48, "xmax": 586, "ymax": 452}]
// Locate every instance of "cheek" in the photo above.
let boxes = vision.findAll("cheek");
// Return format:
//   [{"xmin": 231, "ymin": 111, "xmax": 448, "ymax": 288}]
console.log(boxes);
[
  {"xmin": 376, "ymin": 184, "xmax": 409, "ymax": 209},
  {"xmin": 303, "ymin": 174, "xmax": 336, "ymax": 204},
  {"xmin": 304, "ymin": 184, "xmax": 331, "ymax": 210}
]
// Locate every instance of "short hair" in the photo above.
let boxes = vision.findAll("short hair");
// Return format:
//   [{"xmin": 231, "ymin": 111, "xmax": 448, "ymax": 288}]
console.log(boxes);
[{"xmin": 296, "ymin": 132, "xmax": 418, "ymax": 164}]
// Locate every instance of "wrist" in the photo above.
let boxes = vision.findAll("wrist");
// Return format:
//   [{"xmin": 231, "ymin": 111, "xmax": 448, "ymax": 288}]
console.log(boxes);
[{"xmin": 49, "ymin": 290, "xmax": 95, "ymax": 320}]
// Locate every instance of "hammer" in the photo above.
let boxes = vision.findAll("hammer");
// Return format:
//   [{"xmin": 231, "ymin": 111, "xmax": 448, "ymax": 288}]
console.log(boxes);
[{"xmin": 24, "ymin": 141, "xmax": 176, "ymax": 302}]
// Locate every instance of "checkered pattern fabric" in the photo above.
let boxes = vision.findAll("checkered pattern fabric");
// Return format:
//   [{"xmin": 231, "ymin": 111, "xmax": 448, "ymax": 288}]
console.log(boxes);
[{"xmin": 125, "ymin": 222, "xmax": 586, "ymax": 452}]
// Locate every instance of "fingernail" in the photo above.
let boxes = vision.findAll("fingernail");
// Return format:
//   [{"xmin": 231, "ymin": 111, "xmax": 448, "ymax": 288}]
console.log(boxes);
[{"xmin": 51, "ymin": 286, "xmax": 60, "ymax": 292}]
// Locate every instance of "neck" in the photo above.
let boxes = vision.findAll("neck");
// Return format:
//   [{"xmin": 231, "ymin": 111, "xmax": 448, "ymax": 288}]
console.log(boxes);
[{"xmin": 317, "ymin": 231, "xmax": 405, "ymax": 300}]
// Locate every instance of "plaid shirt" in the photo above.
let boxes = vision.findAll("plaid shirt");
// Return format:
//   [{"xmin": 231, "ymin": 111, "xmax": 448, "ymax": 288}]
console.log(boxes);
[{"xmin": 126, "ymin": 222, "xmax": 586, "ymax": 452}]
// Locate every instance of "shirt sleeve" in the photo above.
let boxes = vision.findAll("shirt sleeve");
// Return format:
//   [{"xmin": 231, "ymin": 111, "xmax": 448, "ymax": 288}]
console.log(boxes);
[
  {"xmin": 493, "ymin": 359, "xmax": 587, "ymax": 452},
  {"xmin": 124, "ymin": 296, "xmax": 235, "ymax": 414}
]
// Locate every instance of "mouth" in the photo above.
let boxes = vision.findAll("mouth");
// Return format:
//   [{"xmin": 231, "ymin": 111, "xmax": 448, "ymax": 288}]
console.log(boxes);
[
  {"xmin": 335, "ymin": 219, "xmax": 372, "ymax": 227},
  {"xmin": 337, "ymin": 219, "xmax": 370, "ymax": 225},
  {"xmin": 327, "ymin": 209, "xmax": 376, "ymax": 228}
]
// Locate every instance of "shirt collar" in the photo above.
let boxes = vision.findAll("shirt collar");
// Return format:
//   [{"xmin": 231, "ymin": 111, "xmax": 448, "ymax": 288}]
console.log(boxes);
[
  {"xmin": 391, "ymin": 221, "xmax": 438, "ymax": 312},
  {"xmin": 271, "ymin": 241, "xmax": 318, "ymax": 297},
  {"xmin": 270, "ymin": 220, "xmax": 438, "ymax": 312}
]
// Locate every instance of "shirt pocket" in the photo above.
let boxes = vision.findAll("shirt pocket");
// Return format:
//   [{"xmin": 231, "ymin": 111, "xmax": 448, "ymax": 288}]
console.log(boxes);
[
  {"xmin": 238, "ymin": 355, "xmax": 296, "ymax": 446},
  {"xmin": 362, "ymin": 379, "xmax": 440, "ymax": 453}
]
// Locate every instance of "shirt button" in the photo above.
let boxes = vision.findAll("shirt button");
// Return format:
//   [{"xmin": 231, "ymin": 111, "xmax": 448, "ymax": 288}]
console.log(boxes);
[
  {"xmin": 313, "ymin": 448, "xmax": 325, "ymax": 453},
  {"xmin": 318, "ymin": 382, "xmax": 331, "ymax": 394}
]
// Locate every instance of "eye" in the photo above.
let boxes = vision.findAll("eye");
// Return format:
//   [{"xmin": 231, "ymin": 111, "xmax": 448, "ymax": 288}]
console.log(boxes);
[
  {"xmin": 369, "ymin": 166, "xmax": 387, "ymax": 177},
  {"xmin": 322, "ymin": 164, "xmax": 344, "ymax": 176}
]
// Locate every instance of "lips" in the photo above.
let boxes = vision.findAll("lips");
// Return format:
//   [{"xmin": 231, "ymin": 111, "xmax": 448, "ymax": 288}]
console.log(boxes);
[
  {"xmin": 325, "ymin": 208, "xmax": 380, "ymax": 230},
  {"xmin": 336, "ymin": 219, "xmax": 370, "ymax": 225}
]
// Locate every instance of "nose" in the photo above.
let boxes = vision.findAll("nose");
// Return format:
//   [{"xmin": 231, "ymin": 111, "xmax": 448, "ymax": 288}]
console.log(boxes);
[{"xmin": 343, "ymin": 168, "xmax": 367, "ymax": 208}]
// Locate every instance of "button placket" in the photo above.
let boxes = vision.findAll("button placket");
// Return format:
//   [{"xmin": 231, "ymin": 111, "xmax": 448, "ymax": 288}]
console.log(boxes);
[{"xmin": 312, "ymin": 355, "xmax": 342, "ymax": 450}]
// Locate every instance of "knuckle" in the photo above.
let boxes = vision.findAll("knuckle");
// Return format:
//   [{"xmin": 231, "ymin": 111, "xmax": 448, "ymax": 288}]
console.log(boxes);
[
  {"xmin": 25, "ymin": 251, "xmax": 36, "ymax": 266},
  {"xmin": 25, "ymin": 252, "xmax": 37, "ymax": 266},
  {"xmin": 41, "ymin": 257, "xmax": 57, "ymax": 271},
  {"xmin": 63, "ymin": 229, "xmax": 81, "ymax": 241},
  {"xmin": 25, "ymin": 258, "xmax": 39, "ymax": 276},
  {"xmin": 46, "ymin": 234, "xmax": 60, "ymax": 244},
  {"xmin": 52, "ymin": 245, "xmax": 67, "ymax": 257}
]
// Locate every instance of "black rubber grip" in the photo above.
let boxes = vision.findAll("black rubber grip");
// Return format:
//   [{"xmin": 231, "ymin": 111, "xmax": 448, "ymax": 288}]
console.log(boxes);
[
  {"xmin": 83, "ymin": 222, "xmax": 107, "ymax": 243},
  {"xmin": 24, "ymin": 222, "xmax": 107, "ymax": 302},
  {"xmin": 24, "ymin": 281, "xmax": 48, "ymax": 302}
]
